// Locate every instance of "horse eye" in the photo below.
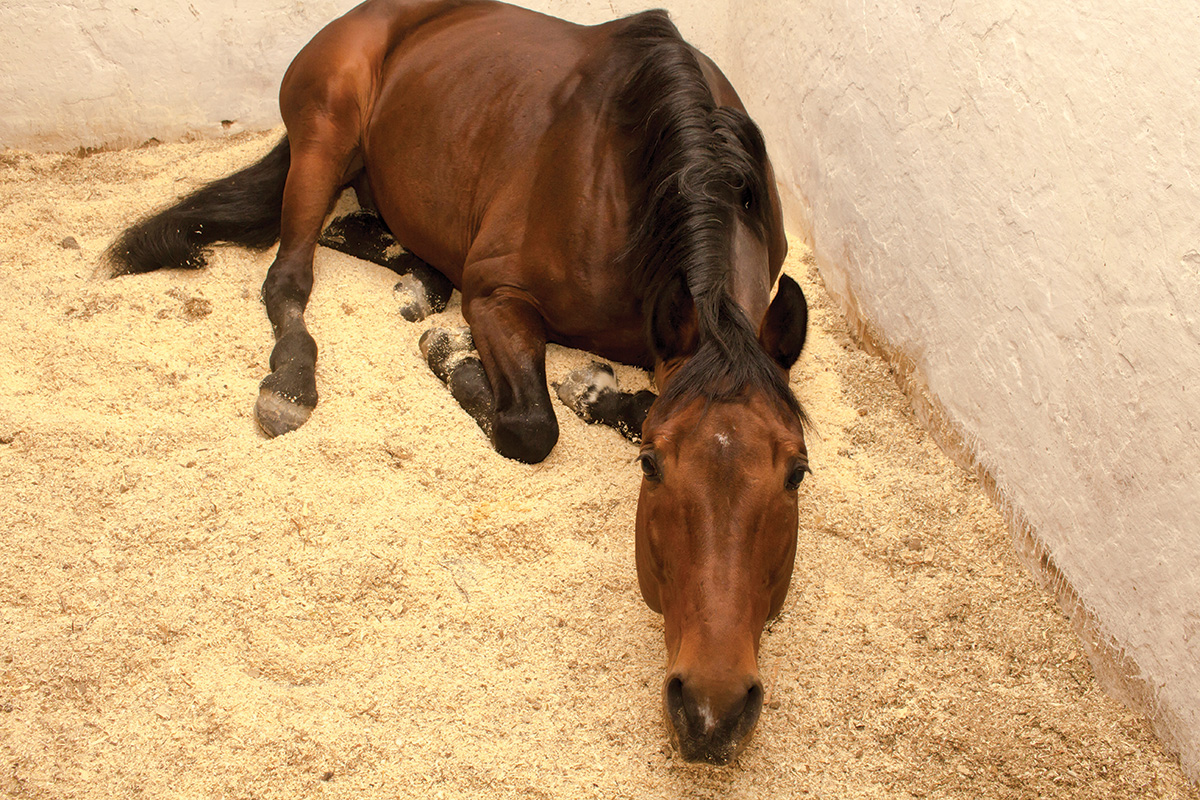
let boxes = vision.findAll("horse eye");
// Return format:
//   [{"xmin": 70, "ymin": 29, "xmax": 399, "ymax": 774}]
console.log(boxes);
[
  {"xmin": 638, "ymin": 453, "xmax": 661, "ymax": 481},
  {"xmin": 785, "ymin": 464, "xmax": 810, "ymax": 491}
]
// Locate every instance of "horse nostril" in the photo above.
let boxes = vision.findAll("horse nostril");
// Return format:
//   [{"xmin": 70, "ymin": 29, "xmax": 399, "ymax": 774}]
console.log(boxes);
[
  {"xmin": 665, "ymin": 675, "xmax": 762, "ymax": 734},
  {"xmin": 665, "ymin": 675, "xmax": 687, "ymax": 729},
  {"xmin": 742, "ymin": 681, "xmax": 764, "ymax": 732}
]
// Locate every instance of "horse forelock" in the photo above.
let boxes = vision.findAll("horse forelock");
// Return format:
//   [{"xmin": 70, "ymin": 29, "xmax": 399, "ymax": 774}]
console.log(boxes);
[{"xmin": 614, "ymin": 11, "xmax": 804, "ymax": 427}]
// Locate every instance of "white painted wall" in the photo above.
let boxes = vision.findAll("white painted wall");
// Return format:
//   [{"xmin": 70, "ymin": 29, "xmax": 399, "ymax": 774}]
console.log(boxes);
[
  {"xmin": 0, "ymin": 0, "xmax": 729, "ymax": 150},
  {"xmin": 3, "ymin": 0, "xmax": 1197, "ymax": 780},
  {"xmin": 1, "ymin": 0, "xmax": 347, "ymax": 150},
  {"xmin": 725, "ymin": 0, "xmax": 1200, "ymax": 779}
]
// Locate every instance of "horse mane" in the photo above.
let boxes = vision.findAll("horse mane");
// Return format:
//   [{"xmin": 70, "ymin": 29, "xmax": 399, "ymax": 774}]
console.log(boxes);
[{"xmin": 614, "ymin": 11, "xmax": 806, "ymax": 423}]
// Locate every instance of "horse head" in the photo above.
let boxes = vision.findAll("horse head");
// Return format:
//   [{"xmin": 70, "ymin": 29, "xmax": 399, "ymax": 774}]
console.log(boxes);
[{"xmin": 636, "ymin": 276, "xmax": 809, "ymax": 764}]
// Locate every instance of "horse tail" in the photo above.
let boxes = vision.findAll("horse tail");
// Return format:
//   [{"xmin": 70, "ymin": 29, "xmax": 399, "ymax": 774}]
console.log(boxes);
[{"xmin": 106, "ymin": 135, "xmax": 291, "ymax": 275}]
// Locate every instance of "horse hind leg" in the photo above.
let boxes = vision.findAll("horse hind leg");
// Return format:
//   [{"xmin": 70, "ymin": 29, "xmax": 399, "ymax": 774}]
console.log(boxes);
[
  {"xmin": 256, "ymin": 129, "xmax": 362, "ymax": 437},
  {"xmin": 319, "ymin": 209, "xmax": 453, "ymax": 321},
  {"xmin": 393, "ymin": 266, "xmax": 454, "ymax": 323},
  {"xmin": 257, "ymin": 3, "xmax": 424, "ymax": 436},
  {"xmin": 556, "ymin": 362, "xmax": 656, "ymax": 443}
]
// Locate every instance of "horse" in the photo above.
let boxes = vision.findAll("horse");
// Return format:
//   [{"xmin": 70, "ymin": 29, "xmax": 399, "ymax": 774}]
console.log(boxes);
[{"xmin": 107, "ymin": 0, "xmax": 811, "ymax": 765}]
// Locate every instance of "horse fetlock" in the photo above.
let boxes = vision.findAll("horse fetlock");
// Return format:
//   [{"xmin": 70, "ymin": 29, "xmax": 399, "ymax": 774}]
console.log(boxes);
[
  {"xmin": 555, "ymin": 361, "xmax": 619, "ymax": 421},
  {"xmin": 447, "ymin": 356, "xmax": 495, "ymax": 437},
  {"xmin": 268, "ymin": 328, "xmax": 318, "ymax": 372},
  {"xmin": 419, "ymin": 326, "xmax": 475, "ymax": 382},
  {"xmin": 403, "ymin": 264, "xmax": 453, "ymax": 320},
  {"xmin": 259, "ymin": 358, "xmax": 318, "ymax": 406},
  {"xmin": 394, "ymin": 274, "xmax": 432, "ymax": 321}
]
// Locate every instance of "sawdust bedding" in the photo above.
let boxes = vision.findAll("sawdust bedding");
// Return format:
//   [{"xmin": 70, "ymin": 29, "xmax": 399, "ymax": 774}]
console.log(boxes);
[{"xmin": 0, "ymin": 130, "xmax": 1195, "ymax": 799}]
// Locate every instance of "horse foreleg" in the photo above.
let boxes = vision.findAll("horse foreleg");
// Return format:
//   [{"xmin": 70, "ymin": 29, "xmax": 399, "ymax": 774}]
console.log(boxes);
[
  {"xmin": 422, "ymin": 291, "xmax": 559, "ymax": 463},
  {"xmin": 419, "ymin": 327, "xmax": 495, "ymax": 438},
  {"xmin": 556, "ymin": 362, "xmax": 656, "ymax": 443},
  {"xmin": 468, "ymin": 293, "xmax": 560, "ymax": 463}
]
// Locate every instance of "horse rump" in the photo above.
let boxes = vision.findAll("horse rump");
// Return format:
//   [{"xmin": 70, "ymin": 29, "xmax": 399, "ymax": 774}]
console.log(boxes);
[{"xmin": 105, "ymin": 136, "xmax": 291, "ymax": 275}]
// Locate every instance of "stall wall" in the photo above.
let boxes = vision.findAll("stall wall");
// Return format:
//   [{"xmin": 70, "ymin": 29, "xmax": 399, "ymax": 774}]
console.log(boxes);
[
  {"xmin": 727, "ymin": 0, "xmax": 1200, "ymax": 779},
  {"xmin": 0, "ymin": 0, "xmax": 729, "ymax": 150},
  {"xmin": 2, "ymin": 0, "xmax": 343, "ymax": 150},
  {"xmin": 2, "ymin": 0, "xmax": 1196, "ymax": 781}
]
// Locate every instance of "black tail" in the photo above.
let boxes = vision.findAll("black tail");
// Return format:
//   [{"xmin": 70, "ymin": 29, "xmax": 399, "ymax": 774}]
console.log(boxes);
[{"xmin": 106, "ymin": 136, "xmax": 291, "ymax": 275}]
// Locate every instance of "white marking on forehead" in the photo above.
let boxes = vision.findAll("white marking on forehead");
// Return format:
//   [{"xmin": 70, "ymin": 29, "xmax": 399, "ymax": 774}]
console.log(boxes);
[{"xmin": 715, "ymin": 432, "xmax": 731, "ymax": 449}]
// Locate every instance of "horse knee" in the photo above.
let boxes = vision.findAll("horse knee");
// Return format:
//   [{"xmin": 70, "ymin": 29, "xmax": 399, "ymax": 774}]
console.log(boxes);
[{"xmin": 493, "ymin": 403, "xmax": 559, "ymax": 464}]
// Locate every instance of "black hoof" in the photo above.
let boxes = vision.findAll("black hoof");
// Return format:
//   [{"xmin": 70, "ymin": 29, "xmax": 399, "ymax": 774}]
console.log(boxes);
[
  {"xmin": 256, "ymin": 343, "xmax": 318, "ymax": 437},
  {"xmin": 394, "ymin": 263, "xmax": 453, "ymax": 322},
  {"xmin": 494, "ymin": 404, "xmax": 559, "ymax": 464},
  {"xmin": 419, "ymin": 326, "xmax": 475, "ymax": 382},
  {"xmin": 254, "ymin": 388, "xmax": 314, "ymax": 437},
  {"xmin": 319, "ymin": 210, "xmax": 403, "ymax": 267},
  {"xmin": 555, "ymin": 361, "xmax": 618, "ymax": 422}
]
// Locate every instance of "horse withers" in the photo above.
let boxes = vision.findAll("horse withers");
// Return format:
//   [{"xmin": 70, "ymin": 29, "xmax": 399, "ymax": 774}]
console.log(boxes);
[{"xmin": 107, "ymin": 0, "xmax": 811, "ymax": 764}]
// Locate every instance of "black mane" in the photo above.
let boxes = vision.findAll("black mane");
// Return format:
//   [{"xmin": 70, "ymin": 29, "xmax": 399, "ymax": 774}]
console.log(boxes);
[{"xmin": 615, "ymin": 11, "xmax": 805, "ymax": 423}]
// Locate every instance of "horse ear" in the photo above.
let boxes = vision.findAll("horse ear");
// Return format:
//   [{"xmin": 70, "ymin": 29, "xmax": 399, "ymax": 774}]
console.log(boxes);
[
  {"xmin": 649, "ymin": 277, "xmax": 699, "ymax": 360},
  {"xmin": 758, "ymin": 274, "xmax": 808, "ymax": 370}
]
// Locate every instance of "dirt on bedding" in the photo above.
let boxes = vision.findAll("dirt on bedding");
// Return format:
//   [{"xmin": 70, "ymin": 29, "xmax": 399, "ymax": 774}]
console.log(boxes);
[{"xmin": 0, "ymin": 130, "xmax": 1195, "ymax": 799}]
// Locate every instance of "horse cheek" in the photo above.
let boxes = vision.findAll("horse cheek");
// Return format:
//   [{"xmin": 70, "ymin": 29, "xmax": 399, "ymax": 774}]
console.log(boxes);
[
  {"xmin": 767, "ymin": 509, "xmax": 800, "ymax": 620},
  {"xmin": 635, "ymin": 483, "xmax": 664, "ymax": 614}
]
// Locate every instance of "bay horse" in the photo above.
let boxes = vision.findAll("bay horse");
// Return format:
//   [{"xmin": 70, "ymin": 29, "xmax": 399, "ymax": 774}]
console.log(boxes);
[{"xmin": 108, "ymin": 0, "xmax": 811, "ymax": 765}]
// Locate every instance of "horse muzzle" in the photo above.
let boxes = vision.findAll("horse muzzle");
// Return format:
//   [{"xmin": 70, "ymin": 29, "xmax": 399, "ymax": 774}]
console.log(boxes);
[{"xmin": 663, "ymin": 669, "xmax": 765, "ymax": 765}]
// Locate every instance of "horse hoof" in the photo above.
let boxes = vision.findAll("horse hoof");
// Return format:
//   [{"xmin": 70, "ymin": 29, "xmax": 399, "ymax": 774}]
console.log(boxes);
[
  {"xmin": 419, "ymin": 326, "xmax": 474, "ymax": 382},
  {"xmin": 318, "ymin": 209, "xmax": 400, "ymax": 266},
  {"xmin": 554, "ymin": 361, "xmax": 618, "ymax": 422},
  {"xmin": 255, "ymin": 389, "xmax": 314, "ymax": 437},
  {"xmin": 394, "ymin": 273, "xmax": 434, "ymax": 322}
]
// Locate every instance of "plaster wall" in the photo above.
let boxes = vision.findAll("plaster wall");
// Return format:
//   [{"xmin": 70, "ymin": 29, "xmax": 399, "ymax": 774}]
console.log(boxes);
[
  {"xmin": 0, "ymin": 0, "xmax": 729, "ymax": 151},
  {"xmin": 3, "ymin": 0, "xmax": 1197, "ymax": 781},
  {"xmin": 1, "ymin": 1, "xmax": 353, "ymax": 150},
  {"xmin": 725, "ymin": 0, "xmax": 1200, "ymax": 779}
]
